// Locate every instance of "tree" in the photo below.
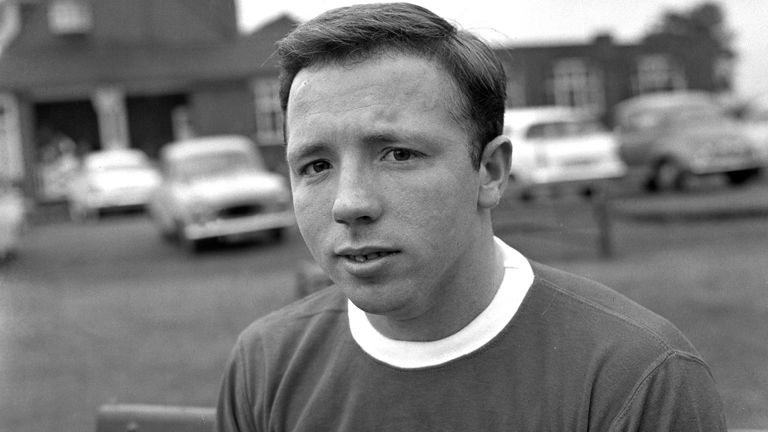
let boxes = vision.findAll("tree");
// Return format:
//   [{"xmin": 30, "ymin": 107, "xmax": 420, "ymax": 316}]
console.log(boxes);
[
  {"xmin": 643, "ymin": 2, "xmax": 735, "ymax": 91},
  {"xmin": 643, "ymin": 1, "xmax": 734, "ymax": 56}
]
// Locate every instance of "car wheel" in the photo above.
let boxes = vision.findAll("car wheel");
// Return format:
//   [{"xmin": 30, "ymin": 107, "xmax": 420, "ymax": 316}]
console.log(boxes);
[
  {"xmin": 175, "ymin": 221, "xmax": 201, "ymax": 253},
  {"xmin": 146, "ymin": 208, "xmax": 176, "ymax": 242},
  {"xmin": 159, "ymin": 228, "xmax": 178, "ymax": 242},
  {"xmin": 268, "ymin": 228, "xmax": 285, "ymax": 243},
  {"xmin": 519, "ymin": 189, "xmax": 535, "ymax": 202},
  {"xmin": 69, "ymin": 202, "xmax": 95, "ymax": 223},
  {"xmin": 179, "ymin": 234, "xmax": 203, "ymax": 253},
  {"xmin": 651, "ymin": 159, "xmax": 689, "ymax": 192},
  {"xmin": 157, "ymin": 219, "xmax": 178, "ymax": 242},
  {"xmin": 725, "ymin": 168, "xmax": 760, "ymax": 186}
]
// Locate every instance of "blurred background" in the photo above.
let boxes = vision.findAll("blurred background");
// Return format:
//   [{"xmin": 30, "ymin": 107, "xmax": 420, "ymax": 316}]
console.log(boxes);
[{"xmin": 0, "ymin": 0, "xmax": 766, "ymax": 430}]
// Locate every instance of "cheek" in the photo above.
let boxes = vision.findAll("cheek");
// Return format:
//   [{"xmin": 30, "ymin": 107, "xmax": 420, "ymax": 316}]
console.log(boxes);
[
  {"xmin": 292, "ymin": 188, "xmax": 329, "ymax": 241},
  {"xmin": 394, "ymin": 174, "xmax": 477, "ymax": 237}
]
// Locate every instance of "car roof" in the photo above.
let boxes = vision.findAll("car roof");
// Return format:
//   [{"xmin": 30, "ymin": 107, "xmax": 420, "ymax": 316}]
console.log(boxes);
[
  {"xmin": 614, "ymin": 91, "xmax": 718, "ymax": 117},
  {"xmin": 83, "ymin": 148, "xmax": 149, "ymax": 168},
  {"xmin": 161, "ymin": 135, "xmax": 256, "ymax": 161},
  {"xmin": 504, "ymin": 106, "xmax": 591, "ymax": 130},
  {"xmin": 745, "ymin": 92, "xmax": 768, "ymax": 111}
]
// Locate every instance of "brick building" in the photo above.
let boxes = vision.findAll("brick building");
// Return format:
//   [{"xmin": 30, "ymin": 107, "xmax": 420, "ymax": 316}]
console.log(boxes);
[
  {"xmin": 0, "ymin": 0, "xmax": 731, "ymax": 204},
  {"xmin": 0, "ymin": 0, "xmax": 294, "ymax": 202},
  {"xmin": 497, "ymin": 33, "xmax": 732, "ymax": 126}
]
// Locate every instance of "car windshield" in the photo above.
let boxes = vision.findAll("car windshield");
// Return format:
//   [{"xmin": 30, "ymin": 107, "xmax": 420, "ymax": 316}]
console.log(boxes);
[
  {"xmin": 525, "ymin": 119, "xmax": 603, "ymax": 140},
  {"xmin": 171, "ymin": 151, "xmax": 257, "ymax": 180},
  {"xmin": 666, "ymin": 105, "xmax": 725, "ymax": 124},
  {"xmin": 85, "ymin": 153, "xmax": 149, "ymax": 172}
]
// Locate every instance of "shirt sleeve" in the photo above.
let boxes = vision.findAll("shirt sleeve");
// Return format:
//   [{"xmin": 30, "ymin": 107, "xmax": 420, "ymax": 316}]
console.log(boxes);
[
  {"xmin": 609, "ymin": 350, "xmax": 727, "ymax": 432},
  {"xmin": 216, "ymin": 338, "xmax": 260, "ymax": 432}
]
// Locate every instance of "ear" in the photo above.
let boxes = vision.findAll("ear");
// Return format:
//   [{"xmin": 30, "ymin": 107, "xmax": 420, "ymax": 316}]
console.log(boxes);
[{"xmin": 478, "ymin": 135, "xmax": 512, "ymax": 209}]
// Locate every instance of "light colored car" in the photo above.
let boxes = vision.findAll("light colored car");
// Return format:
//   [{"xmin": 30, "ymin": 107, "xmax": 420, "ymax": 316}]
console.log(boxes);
[
  {"xmin": 147, "ymin": 135, "xmax": 294, "ymax": 252},
  {"xmin": 614, "ymin": 91, "xmax": 766, "ymax": 192},
  {"xmin": 66, "ymin": 148, "xmax": 161, "ymax": 220},
  {"xmin": 0, "ymin": 185, "xmax": 27, "ymax": 261},
  {"xmin": 504, "ymin": 106, "xmax": 626, "ymax": 198},
  {"xmin": 738, "ymin": 93, "xmax": 768, "ymax": 163}
]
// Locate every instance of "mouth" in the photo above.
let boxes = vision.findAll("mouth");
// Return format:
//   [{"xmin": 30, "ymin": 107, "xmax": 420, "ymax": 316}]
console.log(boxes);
[{"xmin": 342, "ymin": 251, "xmax": 399, "ymax": 263}]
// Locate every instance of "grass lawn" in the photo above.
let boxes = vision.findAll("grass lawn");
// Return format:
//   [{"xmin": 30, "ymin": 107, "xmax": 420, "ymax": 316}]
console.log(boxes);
[
  {"xmin": 494, "ymin": 183, "xmax": 768, "ymax": 428},
  {"xmin": 2, "ymin": 181, "xmax": 767, "ymax": 431},
  {"xmin": 553, "ymin": 220, "xmax": 768, "ymax": 429}
]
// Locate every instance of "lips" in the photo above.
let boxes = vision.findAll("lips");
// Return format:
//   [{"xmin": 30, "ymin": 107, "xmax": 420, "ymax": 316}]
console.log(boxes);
[
  {"xmin": 336, "ymin": 246, "xmax": 400, "ymax": 263},
  {"xmin": 344, "ymin": 251, "xmax": 397, "ymax": 263}
]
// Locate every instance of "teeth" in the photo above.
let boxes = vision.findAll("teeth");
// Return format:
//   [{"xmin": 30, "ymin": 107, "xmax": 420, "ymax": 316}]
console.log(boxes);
[{"xmin": 347, "ymin": 252, "xmax": 393, "ymax": 262}]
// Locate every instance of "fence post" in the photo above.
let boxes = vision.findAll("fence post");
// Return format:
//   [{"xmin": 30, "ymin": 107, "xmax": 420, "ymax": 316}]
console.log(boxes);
[{"xmin": 592, "ymin": 191, "xmax": 614, "ymax": 259}]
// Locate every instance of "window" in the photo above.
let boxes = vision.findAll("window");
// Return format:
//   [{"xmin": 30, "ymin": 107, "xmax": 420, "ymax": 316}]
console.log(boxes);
[
  {"xmin": 545, "ymin": 59, "xmax": 605, "ymax": 114},
  {"xmin": 713, "ymin": 55, "xmax": 734, "ymax": 90},
  {"xmin": 631, "ymin": 55, "xmax": 686, "ymax": 95},
  {"xmin": 504, "ymin": 63, "xmax": 526, "ymax": 108},
  {"xmin": 525, "ymin": 119, "xmax": 602, "ymax": 140},
  {"xmin": 621, "ymin": 110, "xmax": 663, "ymax": 133},
  {"xmin": 253, "ymin": 80, "xmax": 283, "ymax": 145},
  {"xmin": 48, "ymin": 0, "xmax": 93, "ymax": 35}
]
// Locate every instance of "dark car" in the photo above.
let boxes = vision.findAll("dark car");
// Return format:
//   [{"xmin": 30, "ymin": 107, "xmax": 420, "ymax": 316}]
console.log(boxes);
[{"xmin": 614, "ymin": 91, "xmax": 766, "ymax": 192}]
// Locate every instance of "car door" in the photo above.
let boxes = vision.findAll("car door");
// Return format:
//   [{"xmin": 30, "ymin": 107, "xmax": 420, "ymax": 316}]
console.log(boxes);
[{"xmin": 615, "ymin": 108, "xmax": 665, "ymax": 168}]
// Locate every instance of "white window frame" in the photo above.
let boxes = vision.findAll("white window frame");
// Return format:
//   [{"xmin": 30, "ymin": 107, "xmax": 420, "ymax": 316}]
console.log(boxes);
[
  {"xmin": 0, "ymin": 1, "xmax": 21, "ymax": 56},
  {"xmin": 632, "ymin": 54, "xmax": 687, "ymax": 95},
  {"xmin": 0, "ymin": 93, "xmax": 23, "ymax": 182},
  {"xmin": 547, "ymin": 58, "xmax": 605, "ymax": 114},
  {"xmin": 48, "ymin": 0, "xmax": 93, "ymax": 35},
  {"xmin": 253, "ymin": 79, "xmax": 283, "ymax": 145}
]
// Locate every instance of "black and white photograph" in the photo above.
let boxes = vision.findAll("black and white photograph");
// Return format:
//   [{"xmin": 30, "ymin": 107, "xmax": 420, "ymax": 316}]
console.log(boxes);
[{"xmin": 0, "ymin": 1, "xmax": 766, "ymax": 431}]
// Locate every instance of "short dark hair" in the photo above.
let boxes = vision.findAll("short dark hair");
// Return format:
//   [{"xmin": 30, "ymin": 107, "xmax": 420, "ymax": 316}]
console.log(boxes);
[{"xmin": 276, "ymin": 2, "xmax": 507, "ymax": 168}]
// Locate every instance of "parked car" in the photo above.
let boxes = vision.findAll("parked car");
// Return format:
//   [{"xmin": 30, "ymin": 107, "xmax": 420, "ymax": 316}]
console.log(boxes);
[
  {"xmin": 613, "ymin": 91, "xmax": 766, "ymax": 192},
  {"xmin": 503, "ymin": 106, "xmax": 626, "ymax": 198},
  {"xmin": 147, "ymin": 135, "xmax": 294, "ymax": 252},
  {"xmin": 737, "ymin": 93, "xmax": 768, "ymax": 163},
  {"xmin": 0, "ymin": 184, "xmax": 27, "ymax": 261},
  {"xmin": 66, "ymin": 148, "xmax": 161, "ymax": 221}
]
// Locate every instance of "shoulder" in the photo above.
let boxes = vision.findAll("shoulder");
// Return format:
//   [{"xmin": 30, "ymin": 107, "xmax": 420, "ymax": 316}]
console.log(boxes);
[
  {"xmin": 235, "ymin": 285, "xmax": 348, "ymax": 352},
  {"xmin": 522, "ymin": 262, "xmax": 724, "ymax": 427},
  {"xmin": 526, "ymin": 261, "xmax": 699, "ymax": 355}
]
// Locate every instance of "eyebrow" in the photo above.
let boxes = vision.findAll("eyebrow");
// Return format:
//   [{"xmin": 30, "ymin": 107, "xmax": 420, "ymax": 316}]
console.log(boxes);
[
  {"xmin": 288, "ymin": 131, "xmax": 400, "ymax": 160},
  {"xmin": 286, "ymin": 141, "xmax": 329, "ymax": 165},
  {"xmin": 361, "ymin": 132, "xmax": 400, "ymax": 146},
  {"xmin": 287, "ymin": 129, "xmax": 440, "ymax": 164}
]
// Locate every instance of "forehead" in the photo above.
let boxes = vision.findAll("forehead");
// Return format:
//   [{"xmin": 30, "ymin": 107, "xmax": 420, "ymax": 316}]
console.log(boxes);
[{"xmin": 285, "ymin": 54, "xmax": 461, "ymax": 133}]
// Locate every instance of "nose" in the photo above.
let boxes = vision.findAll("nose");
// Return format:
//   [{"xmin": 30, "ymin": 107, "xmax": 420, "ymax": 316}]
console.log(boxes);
[{"xmin": 331, "ymin": 166, "xmax": 382, "ymax": 226}]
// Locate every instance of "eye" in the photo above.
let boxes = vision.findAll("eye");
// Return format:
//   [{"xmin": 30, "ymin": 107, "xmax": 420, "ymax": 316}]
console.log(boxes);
[
  {"xmin": 383, "ymin": 148, "xmax": 421, "ymax": 162},
  {"xmin": 301, "ymin": 160, "xmax": 332, "ymax": 175}
]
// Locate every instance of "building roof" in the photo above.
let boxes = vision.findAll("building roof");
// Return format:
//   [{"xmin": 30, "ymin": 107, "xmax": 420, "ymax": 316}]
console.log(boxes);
[{"xmin": 0, "ymin": 13, "xmax": 297, "ymax": 94}]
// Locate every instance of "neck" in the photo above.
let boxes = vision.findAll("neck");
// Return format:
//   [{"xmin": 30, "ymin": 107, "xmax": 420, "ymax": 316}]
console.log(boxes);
[{"xmin": 366, "ymin": 230, "xmax": 505, "ymax": 341}]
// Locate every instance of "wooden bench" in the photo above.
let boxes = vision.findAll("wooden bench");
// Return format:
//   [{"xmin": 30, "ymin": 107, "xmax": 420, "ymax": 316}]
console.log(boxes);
[
  {"xmin": 95, "ymin": 403, "xmax": 767, "ymax": 431},
  {"xmin": 95, "ymin": 404, "xmax": 215, "ymax": 432}
]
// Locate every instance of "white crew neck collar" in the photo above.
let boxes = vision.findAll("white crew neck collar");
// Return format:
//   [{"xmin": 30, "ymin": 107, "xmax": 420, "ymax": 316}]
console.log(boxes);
[{"xmin": 347, "ymin": 237, "xmax": 533, "ymax": 369}]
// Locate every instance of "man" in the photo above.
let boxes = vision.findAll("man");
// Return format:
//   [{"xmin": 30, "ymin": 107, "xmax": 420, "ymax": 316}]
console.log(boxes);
[{"xmin": 217, "ymin": 3, "xmax": 726, "ymax": 431}]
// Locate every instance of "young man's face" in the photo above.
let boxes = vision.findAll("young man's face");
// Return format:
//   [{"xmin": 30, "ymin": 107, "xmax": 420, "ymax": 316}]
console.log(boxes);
[{"xmin": 285, "ymin": 54, "xmax": 491, "ymax": 327}]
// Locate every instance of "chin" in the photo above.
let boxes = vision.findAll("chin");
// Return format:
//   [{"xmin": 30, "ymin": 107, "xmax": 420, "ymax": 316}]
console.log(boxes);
[{"xmin": 342, "ymin": 282, "xmax": 412, "ymax": 317}]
